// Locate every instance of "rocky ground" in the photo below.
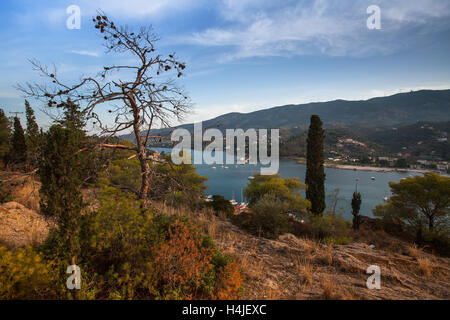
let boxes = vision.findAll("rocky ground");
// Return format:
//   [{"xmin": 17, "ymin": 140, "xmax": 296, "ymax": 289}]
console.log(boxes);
[
  {"xmin": 0, "ymin": 201, "xmax": 51, "ymax": 248},
  {"xmin": 212, "ymin": 219, "xmax": 450, "ymax": 300}
]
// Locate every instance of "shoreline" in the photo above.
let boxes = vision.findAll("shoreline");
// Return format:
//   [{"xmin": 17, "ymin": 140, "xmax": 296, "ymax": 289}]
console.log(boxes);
[
  {"xmin": 282, "ymin": 156, "xmax": 438, "ymax": 174},
  {"xmin": 323, "ymin": 163, "xmax": 431, "ymax": 174}
]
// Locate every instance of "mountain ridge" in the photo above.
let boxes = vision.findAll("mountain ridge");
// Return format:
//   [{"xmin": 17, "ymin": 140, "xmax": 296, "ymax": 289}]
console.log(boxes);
[{"xmin": 123, "ymin": 89, "xmax": 450, "ymax": 139}]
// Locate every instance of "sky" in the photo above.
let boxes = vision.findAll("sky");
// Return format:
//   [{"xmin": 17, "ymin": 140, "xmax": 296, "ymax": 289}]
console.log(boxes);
[{"xmin": 0, "ymin": 0, "xmax": 450, "ymax": 131}]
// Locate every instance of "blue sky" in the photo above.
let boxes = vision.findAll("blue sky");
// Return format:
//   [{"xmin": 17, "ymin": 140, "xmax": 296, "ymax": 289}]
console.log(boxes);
[{"xmin": 1, "ymin": 0, "xmax": 450, "ymax": 130}]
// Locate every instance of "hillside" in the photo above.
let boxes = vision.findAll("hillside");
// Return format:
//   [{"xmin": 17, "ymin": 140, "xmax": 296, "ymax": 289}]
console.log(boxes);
[
  {"xmin": 212, "ymin": 220, "xmax": 450, "ymax": 299},
  {"xmin": 1, "ymin": 192, "xmax": 449, "ymax": 300},
  {"xmin": 279, "ymin": 127, "xmax": 385, "ymax": 159},
  {"xmin": 132, "ymin": 89, "xmax": 450, "ymax": 140},
  {"xmin": 359, "ymin": 121, "xmax": 450, "ymax": 160}
]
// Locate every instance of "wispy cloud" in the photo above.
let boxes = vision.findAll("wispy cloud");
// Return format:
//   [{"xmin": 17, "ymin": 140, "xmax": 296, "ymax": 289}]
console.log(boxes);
[
  {"xmin": 69, "ymin": 50, "xmax": 101, "ymax": 57},
  {"xmin": 183, "ymin": 0, "xmax": 450, "ymax": 60}
]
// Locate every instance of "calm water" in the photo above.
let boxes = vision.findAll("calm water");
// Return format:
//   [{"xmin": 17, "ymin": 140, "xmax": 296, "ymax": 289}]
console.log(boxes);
[{"xmin": 155, "ymin": 148, "xmax": 416, "ymax": 220}]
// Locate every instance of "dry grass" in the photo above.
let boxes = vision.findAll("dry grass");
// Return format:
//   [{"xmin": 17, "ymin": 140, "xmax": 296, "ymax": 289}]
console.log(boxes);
[
  {"xmin": 340, "ymin": 286, "xmax": 360, "ymax": 300},
  {"xmin": 264, "ymin": 285, "xmax": 282, "ymax": 300},
  {"xmin": 299, "ymin": 261, "xmax": 314, "ymax": 286},
  {"xmin": 320, "ymin": 274, "xmax": 338, "ymax": 300},
  {"xmin": 302, "ymin": 237, "xmax": 320, "ymax": 256},
  {"xmin": 317, "ymin": 244, "xmax": 333, "ymax": 265},
  {"xmin": 417, "ymin": 257, "xmax": 433, "ymax": 278},
  {"xmin": 408, "ymin": 244, "xmax": 422, "ymax": 259},
  {"xmin": 290, "ymin": 251, "xmax": 314, "ymax": 286}
]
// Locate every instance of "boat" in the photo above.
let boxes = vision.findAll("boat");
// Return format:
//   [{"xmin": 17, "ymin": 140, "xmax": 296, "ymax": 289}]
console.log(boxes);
[
  {"xmin": 248, "ymin": 176, "xmax": 254, "ymax": 180},
  {"xmin": 224, "ymin": 166, "xmax": 229, "ymax": 169},
  {"xmin": 371, "ymin": 177, "xmax": 375, "ymax": 180},
  {"xmin": 212, "ymin": 166, "xmax": 216, "ymax": 169}
]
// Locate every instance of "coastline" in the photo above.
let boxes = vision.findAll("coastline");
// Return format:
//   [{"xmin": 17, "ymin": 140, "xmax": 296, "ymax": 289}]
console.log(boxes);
[
  {"xmin": 282, "ymin": 156, "xmax": 436, "ymax": 174},
  {"xmin": 323, "ymin": 163, "xmax": 431, "ymax": 174}
]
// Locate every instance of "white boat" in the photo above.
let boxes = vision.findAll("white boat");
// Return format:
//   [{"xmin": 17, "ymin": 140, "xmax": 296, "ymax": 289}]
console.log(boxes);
[
  {"xmin": 212, "ymin": 166, "xmax": 216, "ymax": 169},
  {"xmin": 224, "ymin": 166, "xmax": 229, "ymax": 169},
  {"xmin": 371, "ymin": 177, "xmax": 375, "ymax": 180},
  {"xmin": 248, "ymin": 176, "xmax": 254, "ymax": 180}
]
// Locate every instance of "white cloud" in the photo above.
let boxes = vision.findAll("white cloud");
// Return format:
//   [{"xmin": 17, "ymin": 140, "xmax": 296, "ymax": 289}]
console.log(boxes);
[
  {"xmin": 185, "ymin": 0, "xmax": 450, "ymax": 60},
  {"xmin": 69, "ymin": 50, "xmax": 100, "ymax": 57}
]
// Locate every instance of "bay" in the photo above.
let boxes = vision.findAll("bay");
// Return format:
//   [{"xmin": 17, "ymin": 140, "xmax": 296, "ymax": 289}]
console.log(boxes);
[{"xmin": 155, "ymin": 148, "xmax": 417, "ymax": 220}]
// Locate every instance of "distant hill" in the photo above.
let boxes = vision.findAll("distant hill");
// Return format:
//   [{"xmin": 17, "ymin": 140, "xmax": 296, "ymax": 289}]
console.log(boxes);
[
  {"xmin": 128, "ymin": 89, "xmax": 450, "ymax": 140},
  {"xmin": 359, "ymin": 121, "xmax": 450, "ymax": 160}
]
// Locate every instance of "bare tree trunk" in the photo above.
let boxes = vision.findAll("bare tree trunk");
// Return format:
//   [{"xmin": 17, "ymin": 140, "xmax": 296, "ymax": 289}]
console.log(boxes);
[
  {"xmin": 428, "ymin": 216, "xmax": 434, "ymax": 232},
  {"xmin": 132, "ymin": 106, "xmax": 150, "ymax": 201}
]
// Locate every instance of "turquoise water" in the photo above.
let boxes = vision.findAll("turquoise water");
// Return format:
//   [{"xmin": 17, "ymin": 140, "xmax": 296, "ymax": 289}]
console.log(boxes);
[{"xmin": 155, "ymin": 148, "xmax": 416, "ymax": 220}]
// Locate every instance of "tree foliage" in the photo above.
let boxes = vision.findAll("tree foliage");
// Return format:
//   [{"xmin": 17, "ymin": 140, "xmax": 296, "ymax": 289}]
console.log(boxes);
[
  {"xmin": 25, "ymin": 100, "xmax": 41, "ymax": 167},
  {"xmin": 11, "ymin": 117, "xmax": 27, "ymax": 164},
  {"xmin": 39, "ymin": 125, "xmax": 84, "ymax": 261},
  {"xmin": 374, "ymin": 173, "xmax": 450, "ymax": 233},
  {"xmin": 244, "ymin": 173, "xmax": 310, "ymax": 213},
  {"xmin": 106, "ymin": 151, "xmax": 207, "ymax": 208},
  {"xmin": 0, "ymin": 109, "xmax": 11, "ymax": 165},
  {"xmin": 305, "ymin": 115, "xmax": 325, "ymax": 215},
  {"xmin": 204, "ymin": 195, "xmax": 235, "ymax": 217}
]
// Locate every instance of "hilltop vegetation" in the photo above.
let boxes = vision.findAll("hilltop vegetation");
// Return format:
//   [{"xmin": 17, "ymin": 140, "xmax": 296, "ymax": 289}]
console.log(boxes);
[{"xmin": 360, "ymin": 121, "xmax": 450, "ymax": 160}]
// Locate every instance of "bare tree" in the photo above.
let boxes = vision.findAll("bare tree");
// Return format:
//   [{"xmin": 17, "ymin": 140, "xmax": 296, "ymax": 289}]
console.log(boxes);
[{"xmin": 17, "ymin": 13, "xmax": 191, "ymax": 201}]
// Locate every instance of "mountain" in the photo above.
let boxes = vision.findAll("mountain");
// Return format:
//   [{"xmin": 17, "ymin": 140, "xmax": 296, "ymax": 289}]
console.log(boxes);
[
  {"xmin": 137, "ymin": 89, "xmax": 450, "ymax": 137},
  {"xmin": 359, "ymin": 121, "xmax": 450, "ymax": 160}
]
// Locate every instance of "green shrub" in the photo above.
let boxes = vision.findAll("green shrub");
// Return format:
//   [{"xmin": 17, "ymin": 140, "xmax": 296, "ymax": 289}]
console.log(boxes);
[
  {"xmin": 0, "ymin": 182, "xmax": 12, "ymax": 203},
  {"xmin": 418, "ymin": 230, "xmax": 450, "ymax": 257},
  {"xmin": 204, "ymin": 195, "xmax": 234, "ymax": 217},
  {"xmin": 232, "ymin": 194, "xmax": 290, "ymax": 239},
  {"xmin": 10, "ymin": 186, "xmax": 242, "ymax": 300},
  {"xmin": 291, "ymin": 215, "xmax": 352, "ymax": 244},
  {"xmin": 77, "ymin": 187, "xmax": 242, "ymax": 299},
  {"xmin": 0, "ymin": 246, "xmax": 62, "ymax": 299}
]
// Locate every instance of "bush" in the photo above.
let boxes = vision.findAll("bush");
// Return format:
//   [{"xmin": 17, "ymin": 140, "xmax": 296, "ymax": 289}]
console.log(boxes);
[
  {"xmin": 104, "ymin": 153, "xmax": 208, "ymax": 209},
  {"xmin": 78, "ymin": 187, "xmax": 242, "ymax": 299},
  {"xmin": 0, "ymin": 182, "xmax": 12, "ymax": 203},
  {"xmin": 204, "ymin": 195, "xmax": 234, "ymax": 217},
  {"xmin": 419, "ymin": 230, "xmax": 450, "ymax": 257},
  {"xmin": 0, "ymin": 246, "xmax": 62, "ymax": 299},
  {"xmin": 8, "ymin": 187, "xmax": 242, "ymax": 300},
  {"xmin": 291, "ymin": 215, "xmax": 353, "ymax": 245},
  {"xmin": 232, "ymin": 194, "xmax": 290, "ymax": 239}
]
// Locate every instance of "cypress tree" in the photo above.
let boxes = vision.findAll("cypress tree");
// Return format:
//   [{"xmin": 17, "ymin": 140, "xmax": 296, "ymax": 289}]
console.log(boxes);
[
  {"xmin": 39, "ymin": 125, "xmax": 83, "ymax": 262},
  {"xmin": 305, "ymin": 115, "xmax": 325, "ymax": 215},
  {"xmin": 25, "ymin": 100, "xmax": 41, "ymax": 166},
  {"xmin": 351, "ymin": 192, "xmax": 362, "ymax": 230},
  {"xmin": 0, "ymin": 109, "xmax": 11, "ymax": 165},
  {"xmin": 11, "ymin": 116, "xmax": 27, "ymax": 164}
]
